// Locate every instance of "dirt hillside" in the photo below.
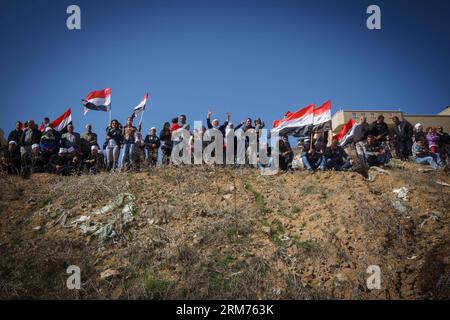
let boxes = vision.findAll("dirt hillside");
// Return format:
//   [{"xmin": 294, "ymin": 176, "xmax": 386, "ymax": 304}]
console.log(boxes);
[{"xmin": 0, "ymin": 163, "xmax": 449, "ymax": 299}]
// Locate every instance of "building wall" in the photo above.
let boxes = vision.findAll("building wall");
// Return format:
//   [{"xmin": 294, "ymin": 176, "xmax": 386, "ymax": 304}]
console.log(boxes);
[
  {"xmin": 332, "ymin": 110, "xmax": 403, "ymax": 133},
  {"xmin": 403, "ymin": 115, "xmax": 450, "ymax": 131}
]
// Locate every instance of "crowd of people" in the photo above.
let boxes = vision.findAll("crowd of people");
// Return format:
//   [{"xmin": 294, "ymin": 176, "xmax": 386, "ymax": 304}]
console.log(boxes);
[{"xmin": 1, "ymin": 111, "xmax": 449, "ymax": 177}]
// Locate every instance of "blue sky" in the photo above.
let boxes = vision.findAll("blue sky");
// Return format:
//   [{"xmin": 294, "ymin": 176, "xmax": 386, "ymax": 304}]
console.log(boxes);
[{"xmin": 1, "ymin": 0, "xmax": 449, "ymax": 142}]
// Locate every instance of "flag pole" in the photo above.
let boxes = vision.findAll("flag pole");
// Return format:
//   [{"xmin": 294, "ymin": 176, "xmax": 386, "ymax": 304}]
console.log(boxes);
[
  {"xmin": 138, "ymin": 109, "xmax": 145, "ymax": 128},
  {"xmin": 108, "ymin": 105, "xmax": 112, "ymax": 125}
]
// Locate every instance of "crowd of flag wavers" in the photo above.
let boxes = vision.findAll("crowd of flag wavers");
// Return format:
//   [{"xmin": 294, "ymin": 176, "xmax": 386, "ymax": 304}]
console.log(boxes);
[{"xmin": 0, "ymin": 88, "xmax": 449, "ymax": 176}]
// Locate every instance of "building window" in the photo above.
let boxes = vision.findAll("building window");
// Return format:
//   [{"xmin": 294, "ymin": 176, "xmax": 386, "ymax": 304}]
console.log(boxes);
[
  {"xmin": 361, "ymin": 112, "xmax": 366, "ymax": 117},
  {"xmin": 352, "ymin": 113, "xmax": 357, "ymax": 119}
]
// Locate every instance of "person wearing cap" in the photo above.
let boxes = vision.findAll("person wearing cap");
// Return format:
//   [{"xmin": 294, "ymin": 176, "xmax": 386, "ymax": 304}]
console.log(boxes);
[
  {"xmin": 207, "ymin": 110, "xmax": 230, "ymax": 136},
  {"xmin": 369, "ymin": 115, "xmax": 389, "ymax": 142},
  {"xmin": 40, "ymin": 126, "xmax": 59, "ymax": 163},
  {"xmin": 84, "ymin": 145, "xmax": 105, "ymax": 174},
  {"xmin": 80, "ymin": 124, "xmax": 98, "ymax": 159},
  {"xmin": 413, "ymin": 123, "xmax": 426, "ymax": 143},
  {"xmin": 30, "ymin": 143, "xmax": 46, "ymax": 173},
  {"xmin": 391, "ymin": 116, "xmax": 413, "ymax": 160},
  {"xmin": 144, "ymin": 127, "xmax": 161, "ymax": 166}
]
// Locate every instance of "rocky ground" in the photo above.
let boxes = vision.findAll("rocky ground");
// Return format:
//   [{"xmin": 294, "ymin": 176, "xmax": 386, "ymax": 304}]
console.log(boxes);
[{"xmin": 0, "ymin": 162, "xmax": 449, "ymax": 299}]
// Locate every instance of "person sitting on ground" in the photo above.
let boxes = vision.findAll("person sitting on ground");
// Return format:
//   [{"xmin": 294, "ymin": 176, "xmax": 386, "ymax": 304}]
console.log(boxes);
[
  {"xmin": 279, "ymin": 138, "xmax": 294, "ymax": 171},
  {"xmin": 80, "ymin": 124, "xmax": 98, "ymax": 159},
  {"xmin": 144, "ymin": 127, "xmax": 160, "ymax": 166},
  {"xmin": 39, "ymin": 127, "xmax": 59, "ymax": 163},
  {"xmin": 369, "ymin": 115, "xmax": 389, "ymax": 142},
  {"xmin": 19, "ymin": 120, "xmax": 41, "ymax": 158},
  {"xmin": 426, "ymin": 127, "xmax": 440, "ymax": 154},
  {"xmin": 301, "ymin": 139, "xmax": 326, "ymax": 173},
  {"xmin": 414, "ymin": 123, "xmax": 426, "ymax": 143},
  {"xmin": 436, "ymin": 125, "xmax": 449, "ymax": 162},
  {"xmin": 362, "ymin": 134, "xmax": 389, "ymax": 167},
  {"xmin": 30, "ymin": 143, "xmax": 46, "ymax": 173},
  {"xmin": 84, "ymin": 145, "xmax": 105, "ymax": 174},
  {"xmin": 49, "ymin": 148, "xmax": 71, "ymax": 175},
  {"xmin": 391, "ymin": 116, "xmax": 413, "ymax": 161},
  {"xmin": 61, "ymin": 123, "xmax": 81, "ymax": 157},
  {"xmin": 324, "ymin": 138, "xmax": 353, "ymax": 171},
  {"xmin": 412, "ymin": 138, "xmax": 442, "ymax": 171}
]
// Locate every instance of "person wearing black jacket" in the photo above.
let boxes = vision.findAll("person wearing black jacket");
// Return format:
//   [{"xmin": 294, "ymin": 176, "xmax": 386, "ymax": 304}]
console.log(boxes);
[
  {"xmin": 324, "ymin": 138, "xmax": 352, "ymax": 171},
  {"xmin": 369, "ymin": 115, "xmax": 389, "ymax": 142},
  {"xmin": 7, "ymin": 121, "xmax": 23, "ymax": 145},
  {"xmin": 144, "ymin": 127, "xmax": 161, "ymax": 166},
  {"xmin": 391, "ymin": 116, "xmax": 413, "ymax": 160},
  {"xmin": 206, "ymin": 110, "xmax": 230, "ymax": 136},
  {"xmin": 159, "ymin": 122, "xmax": 172, "ymax": 165}
]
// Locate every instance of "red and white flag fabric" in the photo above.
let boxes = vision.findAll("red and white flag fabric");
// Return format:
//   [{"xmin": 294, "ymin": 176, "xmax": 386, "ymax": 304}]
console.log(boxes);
[
  {"xmin": 132, "ymin": 93, "xmax": 148, "ymax": 118},
  {"xmin": 42, "ymin": 108, "xmax": 72, "ymax": 132},
  {"xmin": 271, "ymin": 104, "xmax": 315, "ymax": 137},
  {"xmin": 333, "ymin": 118, "xmax": 356, "ymax": 147},
  {"xmin": 313, "ymin": 100, "xmax": 332, "ymax": 131},
  {"xmin": 82, "ymin": 88, "xmax": 111, "ymax": 115}
]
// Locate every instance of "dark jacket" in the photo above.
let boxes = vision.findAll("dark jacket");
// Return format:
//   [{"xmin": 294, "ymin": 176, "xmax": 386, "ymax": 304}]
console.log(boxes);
[
  {"xmin": 159, "ymin": 129, "xmax": 172, "ymax": 150},
  {"xmin": 206, "ymin": 118, "xmax": 228, "ymax": 136},
  {"xmin": 8, "ymin": 129, "xmax": 23, "ymax": 144},
  {"xmin": 324, "ymin": 146, "xmax": 348, "ymax": 164},
  {"xmin": 353, "ymin": 123, "xmax": 370, "ymax": 143},
  {"xmin": 393, "ymin": 120, "xmax": 413, "ymax": 141},
  {"xmin": 105, "ymin": 128, "xmax": 123, "ymax": 147},
  {"xmin": 144, "ymin": 134, "xmax": 161, "ymax": 149},
  {"xmin": 369, "ymin": 121, "xmax": 389, "ymax": 140}
]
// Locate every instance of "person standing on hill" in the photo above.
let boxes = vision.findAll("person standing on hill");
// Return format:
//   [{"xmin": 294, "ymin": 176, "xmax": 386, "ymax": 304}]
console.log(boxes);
[
  {"xmin": 391, "ymin": 116, "xmax": 413, "ymax": 161},
  {"xmin": 105, "ymin": 119, "xmax": 122, "ymax": 171},
  {"xmin": 369, "ymin": 115, "xmax": 389, "ymax": 142},
  {"xmin": 121, "ymin": 117, "xmax": 137, "ymax": 170},
  {"xmin": 160, "ymin": 122, "xmax": 172, "ymax": 165},
  {"xmin": 144, "ymin": 127, "xmax": 161, "ymax": 166}
]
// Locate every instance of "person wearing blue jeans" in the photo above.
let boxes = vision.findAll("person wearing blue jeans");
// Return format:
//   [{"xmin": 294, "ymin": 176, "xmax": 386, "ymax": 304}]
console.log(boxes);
[
  {"xmin": 324, "ymin": 138, "xmax": 353, "ymax": 171},
  {"xmin": 302, "ymin": 143, "xmax": 326, "ymax": 173},
  {"xmin": 362, "ymin": 135, "xmax": 389, "ymax": 167},
  {"xmin": 120, "ymin": 117, "xmax": 137, "ymax": 170},
  {"xmin": 412, "ymin": 139, "xmax": 441, "ymax": 171}
]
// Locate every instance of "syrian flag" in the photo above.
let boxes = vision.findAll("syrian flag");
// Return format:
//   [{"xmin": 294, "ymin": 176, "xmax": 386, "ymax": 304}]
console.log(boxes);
[
  {"xmin": 45, "ymin": 108, "xmax": 73, "ymax": 132},
  {"xmin": 313, "ymin": 100, "xmax": 332, "ymax": 132},
  {"xmin": 333, "ymin": 118, "xmax": 357, "ymax": 147},
  {"xmin": 82, "ymin": 88, "xmax": 111, "ymax": 115},
  {"xmin": 272, "ymin": 104, "xmax": 315, "ymax": 137},
  {"xmin": 131, "ymin": 93, "xmax": 148, "ymax": 119}
]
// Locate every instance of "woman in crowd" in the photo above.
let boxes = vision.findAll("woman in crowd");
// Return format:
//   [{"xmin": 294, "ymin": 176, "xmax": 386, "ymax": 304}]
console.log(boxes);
[
  {"xmin": 160, "ymin": 122, "xmax": 172, "ymax": 165},
  {"xmin": 105, "ymin": 119, "xmax": 122, "ymax": 171},
  {"xmin": 426, "ymin": 126, "xmax": 440, "ymax": 154}
]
